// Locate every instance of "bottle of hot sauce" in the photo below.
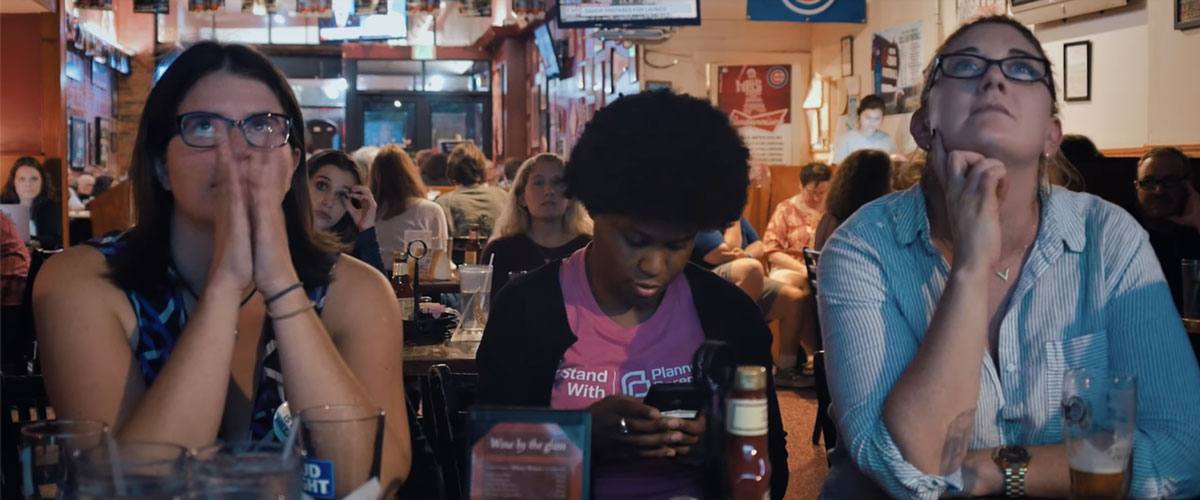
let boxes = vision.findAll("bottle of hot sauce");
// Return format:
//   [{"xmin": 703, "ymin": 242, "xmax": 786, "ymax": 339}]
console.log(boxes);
[
  {"xmin": 464, "ymin": 226, "xmax": 481, "ymax": 265},
  {"xmin": 392, "ymin": 252, "xmax": 414, "ymax": 321},
  {"xmin": 727, "ymin": 365, "xmax": 770, "ymax": 500}
]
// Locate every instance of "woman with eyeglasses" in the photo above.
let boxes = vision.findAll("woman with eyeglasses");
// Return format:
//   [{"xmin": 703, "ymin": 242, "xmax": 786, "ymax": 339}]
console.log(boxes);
[
  {"xmin": 817, "ymin": 16, "xmax": 1200, "ymax": 498},
  {"xmin": 32, "ymin": 42, "xmax": 412, "ymax": 491}
]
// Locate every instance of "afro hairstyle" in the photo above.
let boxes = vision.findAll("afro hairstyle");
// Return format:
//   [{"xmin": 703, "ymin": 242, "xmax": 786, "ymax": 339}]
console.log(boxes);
[{"xmin": 564, "ymin": 90, "xmax": 750, "ymax": 232}]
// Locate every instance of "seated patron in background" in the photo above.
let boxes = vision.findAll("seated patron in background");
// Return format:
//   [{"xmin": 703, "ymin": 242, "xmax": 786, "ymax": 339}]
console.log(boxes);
[
  {"xmin": 371, "ymin": 145, "xmax": 449, "ymax": 275},
  {"xmin": 306, "ymin": 150, "xmax": 385, "ymax": 274},
  {"xmin": 418, "ymin": 151, "xmax": 450, "ymax": 188},
  {"xmin": 891, "ymin": 150, "xmax": 925, "ymax": 191},
  {"xmin": 691, "ymin": 216, "xmax": 810, "ymax": 387},
  {"xmin": 831, "ymin": 94, "xmax": 898, "ymax": 164},
  {"xmin": 351, "ymin": 145, "xmax": 380, "ymax": 181},
  {"xmin": 481, "ymin": 153, "xmax": 591, "ymax": 295},
  {"xmin": 762, "ymin": 162, "xmax": 831, "ymax": 288},
  {"xmin": 1, "ymin": 211, "xmax": 30, "ymax": 306},
  {"xmin": 813, "ymin": 149, "xmax": 893, "ymax": 250},
  {"xmin": 476, "ymin": 90, "xmax": 788, "ymax": 500},
  {"xmin": 2, "ymin": 157, "xmax": 62, "ymax": 249},
  {"xmin": 818, "ymin": 16, "xmax": 1200, "ymax": 498},
  {"xmin": 436, "ymin": 143, "xmax": 509, "ymax": 238},
  {"xmin": 32, "ymin": 42, "xmax": 411, "ymax": 490},
  {"xmin": 498, "ymin": 156, "xmax": 523, "ymax": 189},
  {"xmin": 1135, "ymin": 147, "xmax": 1200, "ymax": 310}
]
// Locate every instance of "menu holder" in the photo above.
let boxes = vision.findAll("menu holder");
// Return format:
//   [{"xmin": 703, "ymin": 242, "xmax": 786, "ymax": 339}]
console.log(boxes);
[{"xmin": 467, "ymin": 407, "xmax": 591, "ymax": 500}]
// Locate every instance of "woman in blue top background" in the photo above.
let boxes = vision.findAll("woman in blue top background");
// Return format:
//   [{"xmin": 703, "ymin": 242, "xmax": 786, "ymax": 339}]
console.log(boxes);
[
  {"xmin": 817, "ymin": 15, "xmax": 1200, "ymax": 498},
  {"xmin": 33, "ymin": 42, "xmax": 411, "ymax": 492}
]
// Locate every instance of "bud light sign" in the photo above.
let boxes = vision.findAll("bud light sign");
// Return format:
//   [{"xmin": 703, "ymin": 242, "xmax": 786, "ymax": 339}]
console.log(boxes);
[{"xmin": 304, "ymin": 458, "xmax": 335, "ymax": 499}]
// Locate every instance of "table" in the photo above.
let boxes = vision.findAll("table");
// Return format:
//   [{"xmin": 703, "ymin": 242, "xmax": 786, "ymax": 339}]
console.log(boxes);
[
  {"xmin": 403, "ymin": 341, "xmax": 479, "ymax": 376},
  {"xmin": 416, "ymin": 278, "xmax": 460, "ymax": 296}
]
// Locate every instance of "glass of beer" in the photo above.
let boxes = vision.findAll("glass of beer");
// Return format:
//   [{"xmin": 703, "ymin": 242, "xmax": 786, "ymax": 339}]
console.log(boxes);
[{"xmin": 1062, "ymin": 369, "xmax": 1136, "ymax": 500}]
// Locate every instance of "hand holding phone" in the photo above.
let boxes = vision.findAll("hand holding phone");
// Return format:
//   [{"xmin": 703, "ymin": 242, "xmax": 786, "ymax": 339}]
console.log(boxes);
[{"xmin": 642, "ymin": 382, "xmax": 702, "ymax": 420}]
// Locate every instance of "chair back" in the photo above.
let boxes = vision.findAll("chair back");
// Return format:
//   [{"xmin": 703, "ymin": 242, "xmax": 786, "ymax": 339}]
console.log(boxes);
[
  {"xmin": 1, "ymin": 373, "xmax": 51, "ymax": 497},
  {"xmin": 422, "ymin": 364, "xmax": 477, "ymax": 500}
]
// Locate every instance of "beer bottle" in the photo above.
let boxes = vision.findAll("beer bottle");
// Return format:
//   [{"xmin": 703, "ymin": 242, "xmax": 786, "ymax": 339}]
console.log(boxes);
[
  {"xmin": 727, "ymin": 365, "xmax": 770, "ymax": 500},
  {"xmin": 464, "ymin": 226, "xmax": 481, "ymax": 265},
  {"xmin": 392, "ymin": 252, "xmax": 415, "ymax": 321}
]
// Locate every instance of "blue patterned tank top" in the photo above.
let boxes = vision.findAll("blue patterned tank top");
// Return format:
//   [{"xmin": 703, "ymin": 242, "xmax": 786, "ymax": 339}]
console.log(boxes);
[{"xmin": 87, "ymin": 232, "xmax": 330, "ymax": 442}]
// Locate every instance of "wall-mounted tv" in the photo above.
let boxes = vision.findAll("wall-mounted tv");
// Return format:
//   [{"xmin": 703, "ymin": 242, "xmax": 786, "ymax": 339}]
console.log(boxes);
[
  {"xmin": 318, "ymin": 10, "xmax": 408, "ymax": 42},
  {"xmin": 533, "ymin": 24, "xmax": 562, "ymax": 78},
  {"xmin": 557, "ymin": 0, "xmax": 701, "ymax": 28}
]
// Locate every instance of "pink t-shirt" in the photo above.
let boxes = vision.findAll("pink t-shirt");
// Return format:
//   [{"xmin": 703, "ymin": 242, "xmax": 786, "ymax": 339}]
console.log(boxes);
[{"xmin": 551, "ymin": 247, "xmax": 706, "ymax": 499}]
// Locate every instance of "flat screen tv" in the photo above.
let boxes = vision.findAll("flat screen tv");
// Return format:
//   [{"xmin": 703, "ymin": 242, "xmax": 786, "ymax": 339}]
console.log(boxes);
[
  {"xmin": 557, "ymin": 0, "xmax": 701, "ymax": 28},
  {"xmin": 318, "ymin": 10, "xmax": 408, "ymax": 42},
  {"xmin": 533, "ymin": 24, "xmax": 562, "ymax": 78}
]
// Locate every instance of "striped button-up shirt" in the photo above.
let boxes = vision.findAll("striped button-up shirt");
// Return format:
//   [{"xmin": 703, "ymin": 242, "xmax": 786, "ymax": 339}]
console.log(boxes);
[{"xmin": 817, "ymin": 185, "xmax": 1200, "ymax": 499}]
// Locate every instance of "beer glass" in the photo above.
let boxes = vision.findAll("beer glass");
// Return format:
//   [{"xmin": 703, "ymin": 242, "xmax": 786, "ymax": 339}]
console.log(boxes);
[
  {"xmin": 1062, "ymin": 369, "xmax": 1135, "ymax": 500},
  {"xmin": 19, "ymin": 420, "xmax": 109, "ymax": 499},
  {"xmin": 192, "ymin": 441, "xmax": 302, "ymax": 499},
  {"xmin": 73, "ymin": 441, "xmax": 189, "ymax": 499},
  {"xmin": 297, "ymin": 405, "xmax": 385, "ymax": 499}
]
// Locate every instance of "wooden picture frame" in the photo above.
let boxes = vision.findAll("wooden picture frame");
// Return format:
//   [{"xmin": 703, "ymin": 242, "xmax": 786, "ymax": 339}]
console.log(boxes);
[
  {"xmin": 68, "ymin": 117, "xmax": 88, "ymax": 170},
  {"xmin": 840, "ymin": 36, "xmax": 853, "ymax": 77},
  {"xmin": 95, "ymin": 117, "xmax": 111, "ymax": 167},
  {"xmin": 1063, "ymin": 41, "xmax": 1092, "ymax": 102},
  {"xmin": 1177, "ymin": 0, "xmax": 1200, "ymax": 30}
]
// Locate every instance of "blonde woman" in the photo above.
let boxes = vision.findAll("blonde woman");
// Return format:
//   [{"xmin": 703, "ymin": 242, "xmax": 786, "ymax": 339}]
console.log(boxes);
[{"xmin": 481, "ymin": 153, "xmax": 592, "ymax": 294}]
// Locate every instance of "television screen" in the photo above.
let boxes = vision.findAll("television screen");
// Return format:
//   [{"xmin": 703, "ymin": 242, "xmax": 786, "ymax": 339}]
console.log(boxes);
[
  {"xmin": 318, "ymin": 9, "xmax": 408, "ymax": 42},
  {"xmin": 533, "ymin": 24, "xmax": 561, "ymax": 78},
  {"xmin": 557, "ymin": 0, "xmax": 701, "ymax": 28}
]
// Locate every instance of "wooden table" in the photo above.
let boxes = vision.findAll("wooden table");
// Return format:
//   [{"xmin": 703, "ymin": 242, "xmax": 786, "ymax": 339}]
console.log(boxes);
[
  {"xmin": 403, "ymin": 340, "xmax": 479, "ymax": 376},
  {"xmin": 1184, "ymin": 318, "xmax": 1200, "ymax": 335}
]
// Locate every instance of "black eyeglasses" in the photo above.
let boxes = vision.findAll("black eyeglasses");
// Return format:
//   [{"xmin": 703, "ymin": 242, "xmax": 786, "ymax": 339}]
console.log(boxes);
[
  {"xmin": 1134, "ymin": 176, "xmax": 1187, "ymax": 192},
  {"xmin": 930, "ymin": 52, "xmax": 1052, "ymax": 90},
  {"xmin": 175, "ymin": 112, "xmax": 292, "ymax": 149}
]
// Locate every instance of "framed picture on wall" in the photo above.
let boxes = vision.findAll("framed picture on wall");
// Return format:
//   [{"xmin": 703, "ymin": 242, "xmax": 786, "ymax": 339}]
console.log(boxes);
[
  {"xmin": 1177, "ymin": 0, "xmax": 1200, "ymax": 30},
  {"xmin": 1063, "ymin": 40, "xmax": 1092, "ymax": 102},
  {"xmin": 645, "ymin": 81, "xmax": 671, "ymax": 92},
  {"xmin": 95, "ymin": 117, "xmax": 111, "ymax": 167},
  {"xmin": 68, "ymin": 117, "xmax": 88, "ymax": 170},
  {"xmin": 841, "ymin": 36, "xmax": 853, "ymax": 77}
]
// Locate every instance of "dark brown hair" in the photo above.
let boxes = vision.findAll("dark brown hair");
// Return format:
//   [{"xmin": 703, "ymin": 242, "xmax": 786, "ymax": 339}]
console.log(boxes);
[
  {"xmin": 2, "ymin": 156, "xmax": 58, "ymax": 205},
  {"xmin": 446, "ymin": 143, "xmax": 487, "ymax": 186},
  {"xmin": 306, "ymin": 149, "xmax": 363, "ymax": 245},
  {"xmin": 825, "ymin": 150, "xmax": 892, "ymax": 221},
  {"xmin": 800, "ymin": 162, "xmax": 832, "ymax": 188},
  {"xmin": 371, "ymin": 144, "xmax": 428, "ymax": 220},
  {"xmin": 113, "ymin": 41, "xmax": 337, "ymax": 294},
  {"xmin": 858, "ymin": 94, "xmax": 885, "ymax": 116}
]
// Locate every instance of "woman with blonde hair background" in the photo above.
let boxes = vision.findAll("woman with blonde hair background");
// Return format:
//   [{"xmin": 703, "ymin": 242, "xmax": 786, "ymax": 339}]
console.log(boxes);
[{"xmin": 481, "ymin": 153, "xmax": 591, "ymax": 294}]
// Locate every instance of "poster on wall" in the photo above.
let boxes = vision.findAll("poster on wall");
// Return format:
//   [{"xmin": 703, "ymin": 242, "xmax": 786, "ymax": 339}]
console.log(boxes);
[
  {"xmin": 747, "ymin": 0, "xmax": 865, "ymax": 23},
  {"xmin": 871, "ymin": 21, "xmax": 923, "ymax": 115},
  {"xmin": 296, "ymin": 0, "xmax": 331, "ymax": 15},
  {"xmin": 956, "ymin": 0, "xmax": 1006, "ymax": 25},
  {"xmin": 189, "ymin": 0, "xmax": 224, "ymax": 13},
  {"xmin": 133, "ymin": 0, "xmax": 169, "ymax": 13},
  {"xmin": 716, "ymin": 64, "xmax": 794, "ymax": 169}
]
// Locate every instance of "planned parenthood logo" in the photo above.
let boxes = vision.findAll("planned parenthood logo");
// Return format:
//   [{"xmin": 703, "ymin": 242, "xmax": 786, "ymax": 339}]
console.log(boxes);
[{"xmin": 782, "ymin": 0, "xmax": 836, "ymax": 16}]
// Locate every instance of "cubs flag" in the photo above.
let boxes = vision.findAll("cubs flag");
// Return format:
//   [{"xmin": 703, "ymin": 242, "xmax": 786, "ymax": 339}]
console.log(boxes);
[{"xmin": 748, "ymin": 0, "xmax": 866, "ymax": 23}]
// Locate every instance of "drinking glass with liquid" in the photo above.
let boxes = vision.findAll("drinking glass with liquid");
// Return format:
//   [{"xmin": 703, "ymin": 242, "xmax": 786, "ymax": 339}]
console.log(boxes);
[{"xmin": 1062, "ymin": 369, "xmax": 1136, "ymax": 500}]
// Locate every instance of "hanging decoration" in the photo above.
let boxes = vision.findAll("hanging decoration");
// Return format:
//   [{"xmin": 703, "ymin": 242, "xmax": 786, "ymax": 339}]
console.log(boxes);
[
  {"xmin": 406, "ymin": 0, "xmax": 437, "ymax": 13},
  {"xmin": 64, "ymin": 14, "xmax": 134, "ymax": 76},
  {"xmin": 459, "ymin": 0, "xmax": 490, "ymax": 17},
  {"xmin": 74, "ymin": 0, "xmax": 113, "ymax": 11},
  {"xmin": 242, "ymin": 0, "xmax": 278, "ymax": 14},
  {"xmin": 297, "ymin": 0, "xmax": 333, "ymax": 16},
  {"xmin": 511, "ymin": 0, "xmax": 544, "ymax": 16},
  {"xmin": 189, "ymin": 0, "xmax": 224, "ymax": 13},
  {"xmin": 133, "ymin": 0, "xmax": 170, "ymax": 13}
]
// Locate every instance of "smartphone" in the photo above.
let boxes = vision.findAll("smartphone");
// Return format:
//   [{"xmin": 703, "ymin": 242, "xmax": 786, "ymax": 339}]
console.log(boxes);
[
  {"xmin": 336, "ymin": 189, "xmax": 363, "ymax": 209},
  {"xmin": 642, "ymin": 382, "xmax": 702, "ymax": 419}
]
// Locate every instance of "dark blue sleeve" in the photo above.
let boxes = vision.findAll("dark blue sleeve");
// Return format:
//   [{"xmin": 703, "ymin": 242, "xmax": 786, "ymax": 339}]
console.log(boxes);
[
  {"xmin": 741, "ymin": 217, "xmax": 760, "ymax": 246},
  {"xmin": 691, "ymin": 229, "xmax": 725, "ymax": 264},
  {"xmin": 352, "ymin": 227, "xmax": 387, "ymax": 276}
]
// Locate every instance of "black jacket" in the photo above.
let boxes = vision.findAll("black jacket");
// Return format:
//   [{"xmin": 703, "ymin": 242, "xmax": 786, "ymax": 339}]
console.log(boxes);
[{"xmin": 476, "ymin": 260, "xmax": 789, "ymax": 499}]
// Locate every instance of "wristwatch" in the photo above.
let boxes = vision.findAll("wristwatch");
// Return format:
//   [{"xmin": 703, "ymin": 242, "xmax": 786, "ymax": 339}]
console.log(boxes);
[{"xmin": 992, "ymin": 445, "xmax": 1031, "ymax": 498}]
